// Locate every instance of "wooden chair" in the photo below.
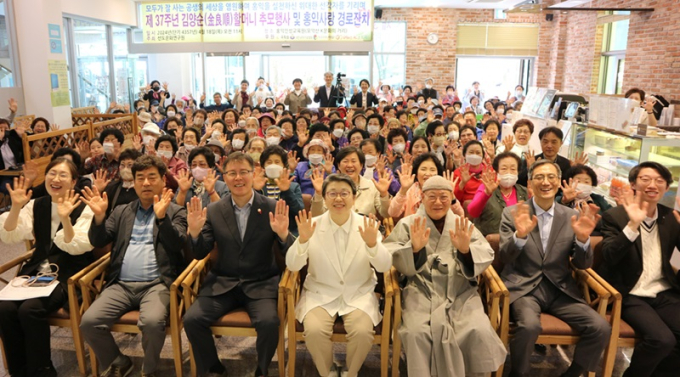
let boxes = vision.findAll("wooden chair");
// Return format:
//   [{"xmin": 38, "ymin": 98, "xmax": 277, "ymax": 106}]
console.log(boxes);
[
  {"xmin": 181, "ymin": 255, "xmax": 288, "ymax": 377},
  {"xmin": 283, "ymin": 266, "xmax": 396, "ymax": 377},
  {"xmin": 0, "ymin": 250, "xmax": 110, "ymax": 377},
  {"xmin": 79, "ymin": 255, "xmax": 196, "ymax": 376},
  {"xmin": 491, "ymin": 236, "xmax": 617, "ymax": 377}
]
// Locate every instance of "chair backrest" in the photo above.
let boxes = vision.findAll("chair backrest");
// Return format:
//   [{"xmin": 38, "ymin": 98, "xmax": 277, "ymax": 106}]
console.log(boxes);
[
  {"xmin": 591, "ymin": 236, "xmax": 604, "ymax": 270},
  {"xmin": 91, "ymin": 115, "xmax": 138, "ymax": 150},
  {"xmin": 71, "ymin": 106, "xmax": 98, "ymax": 115}
]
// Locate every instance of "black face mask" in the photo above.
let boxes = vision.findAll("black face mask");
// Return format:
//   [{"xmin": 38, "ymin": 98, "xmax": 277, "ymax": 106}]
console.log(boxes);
[
  {"xmin": 166, "ymin": 129, "xmax": 177, "ymax": 138},
  {"xmin": 153, "ymin": 86, "xmax": 160, "ymax": 91}
]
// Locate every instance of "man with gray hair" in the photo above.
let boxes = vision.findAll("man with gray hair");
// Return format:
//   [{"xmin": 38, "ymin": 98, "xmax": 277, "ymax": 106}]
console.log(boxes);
[
  {"xmin": 499, "ymin": 159, "xmax": 611, "ymax": 377},
  {"xmin": 314, "ymin": 72, "xmax": 343, "ymax": 108}
]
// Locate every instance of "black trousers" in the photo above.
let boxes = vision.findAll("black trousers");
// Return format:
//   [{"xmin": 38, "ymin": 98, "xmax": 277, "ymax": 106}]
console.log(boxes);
[
  {"xmin": 183, "ymin": 286, "xmax": 279, "ymax": 376},
  {"xmin": 0, "ymin": 284, "xmax": 66, "ymax": 375},
  {"xmin": 622, "ymin": 290, "xmax": 680, "ymax": 377}
]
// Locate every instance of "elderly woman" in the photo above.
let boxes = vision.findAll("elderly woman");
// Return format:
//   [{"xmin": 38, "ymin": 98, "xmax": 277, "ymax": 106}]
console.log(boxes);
[
  {"xmin": 293, "ymin": 139, "xmax": 334, "ymax": 196},
  {"xmin": 175, "ymin": 147, "xmax": 229, "ymax": 207},
  {"xmin": 453, "ymin": 140, "xmax": 489, "ymax": 208},
  {"xmin": 496, "ymin": 118, "xmax": 533, "ymax": 158},
  {"xmin": 409, "ymin": 136, "xmax": 431, "ymax": 159},
  {"xmin": 389, "ymin": 152, "xmax": 464, "ymax": 219},
  {"xmin": 310, "ymin": 147, "xmax": 391, "ymax": 218},
  {"xmin": 287, "ymin": 174, "xmax": 391, "ymax": 377},
  {"xmin": 556, "ymin": 164, "xmax": 612, "ymax": 235},
  {"xmin": 284, "ymin": 78, "xmax": 312, "ymax": 114},
  {"xmin": 384, "ymin": 175, "xmax": 506, "ymax": 377},
  {"xmin": 0, "ymin": 159, "xmax": 94, "ymax": 376}
]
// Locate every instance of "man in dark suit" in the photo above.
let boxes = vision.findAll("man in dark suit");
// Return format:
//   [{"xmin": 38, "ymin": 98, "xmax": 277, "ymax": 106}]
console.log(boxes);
[
  {"xmin": 499, "ymin": 160, "xmax": 610, "ymax": 377},
  {"xmin": 313, "ymin": 71, "xmax": 344, "ymax": 108},
  {"xmin": 518, "ymin": 126, "xmax": 574, "ymax": 187},
  {"xmin": 80, "ymin": 155, "xmax": 188, "ymax": 377},
  {"xmin": 184, "ymin": 152, "xmax": 294, "ymax": 377},
  {"xmin": 349, "ymin": 78, "xmax": 379, "ymax": 109},
  {"xmin": 600, "ymin": 162, "xmax": 680, "ymax": 377}
]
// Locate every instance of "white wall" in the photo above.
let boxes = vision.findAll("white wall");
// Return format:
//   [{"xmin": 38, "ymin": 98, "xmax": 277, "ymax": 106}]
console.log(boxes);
[
  {"xmin": 147, "ymin": 53, "xmax": 194, "ymax": 100},
  {"xmin": 61, "ymin": 0, "xmax": 136, "ymax": 26}
]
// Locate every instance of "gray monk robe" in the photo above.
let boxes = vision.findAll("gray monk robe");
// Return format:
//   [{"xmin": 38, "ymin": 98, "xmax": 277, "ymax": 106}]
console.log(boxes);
[{"xmin": 384, "ymin": 207, "xmax": 507, "ymax": 376}]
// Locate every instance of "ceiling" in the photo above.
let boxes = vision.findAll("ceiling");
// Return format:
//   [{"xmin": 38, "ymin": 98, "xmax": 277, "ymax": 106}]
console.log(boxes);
[{"xmin": 373, "ymin": 0, "xmax": 531, "ymax": 9}]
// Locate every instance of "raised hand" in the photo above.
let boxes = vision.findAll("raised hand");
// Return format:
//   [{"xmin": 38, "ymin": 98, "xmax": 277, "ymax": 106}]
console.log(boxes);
[
  {"xmin": 323, "ymin": 154, "xmax": 334, "ymax": 174},
  {"xmin": 187, "ymin": 196, "xmax": 207, "ymax": 239},
  {"xmin": 297, "ymin": 131, "xmax": 309, "ymax": 147},
  {"xmin": 153, "ymin": 188, "xmax": 173, "ymax": 219},
  {"xmin": 275, "ymin": 168, "xmax": 295, "ymax": 192},
  {"xmin": 200, "ymin": 93, "xmax": 206, "ymax": 103},
  {"xmin": 311, "ymin": 168, "xmax": 324, "ymax": 195},
  {"xmin": 483, "ymin": 137, "xmax": 495, "ymax": 160},
  {"xmin": 620, "ymin": 188, "xmax": 649, "ymax": 228},
  {"xmin": 410, "ymin": 216, "xmax": 431, "ymax": 253},
  {"xmin": 443, "ymin": 170, "xmax": 461, "ymax": 192},
  {"xmin": 560, "ymin": 178, "xmax": 581, "ymax": 204},
  {"xmin": 269, "ymin": 199, "xmax": 290, "ymax": 239},
  {"xmin": 176, "ymin": 169, "xmax": 194, "ymax": 193},
  {"xmin": 525, "ymin": 148, "xmax": 536, "ymax": 168},
  {"xmin": 570, "ymin": 202, "xmax": 601, "ymax": 243},
  {"xmin": 8, "ymin": 98, "xmax": 17, "ymax": 113},
  {"xmin": 296, "ymin": 209, "xmax": 316, "ymax": 244},
  {"xmin": 451, "ymin": 144, "xmax": 463, "ymax": 166},
  {"xmin": 373, "ymin": 169, "xmax": 393, "ymax": 197},
  {"xmin": 459, "ymin": 164, "xmax": 472, "ymax": 189},
  {"xmin": 511, "ymin": 201, "xmax": 538, "ymax": 239},
  {"xmin": 401, "ymin": 152, "xmax": 413, "ymax": 165},
  {"xmin": 385, "ymin": 148, "xmax": 396, "ymax": 164},
  {"xmin": 503, "ymin": 135, "xmax": 516, "ymax": 153},
  {"xmin": 252, "ymin": 166, "xmax": 267, "ymax": 191},
  {"xmin": 203, "ymin": 169, "xmax": 217, "ymax": 194},
  {"xmin": 287, "ymin": 150, "xmax": 300, "ymax": 171},
  {"xmin": 93, "ymin": 169, "xmax": 111, "ymax": 193},
  {"xmin": 481, "ymin": 166, "xmax": 499, "ymax": 195},
  {"xmin": 56, "ymin": 190, "xmax": 81, "ymax": 219},
  {"xmin": 52, "ymin": 124, "xmax": 61, "ymax": 131},
  {"xmin": 132, "ymin": 134, "xmax": 142, "ymax": 151},
  {"xmin": 81, "ymin": 186, "xmax": 109, "ymax": 223},
  {"xmin": 571, "ymin": 151, "xmax": 589, "ymax": 167},
  {"xmin": 22, "ymin": 160, "xmax": 39, "ymax": 185},
  {"xmin": 358, "ymin": 214, "xmax": 380, "ymax": 248},
  {"xmin": 449, "ymin": 216, "xmax": 475, "ymax": 254},
  {"xmin": 397, "ymin": 162, "xmax": 415, "ymax": 192},
  {"xmin": 6, "ymin": 176, "xmax": 32, "ymax": 208}
]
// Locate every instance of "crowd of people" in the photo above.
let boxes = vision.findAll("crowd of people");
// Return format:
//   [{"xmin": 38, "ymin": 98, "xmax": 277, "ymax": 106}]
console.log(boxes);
[{"xmin": 0, "ymin": 75, "xmax": 678, "ymax": 377}]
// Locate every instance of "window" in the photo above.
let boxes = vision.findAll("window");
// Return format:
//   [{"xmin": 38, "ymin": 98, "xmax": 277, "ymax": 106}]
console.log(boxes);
[
  {"xmin": 456, "ymin": 57, "xmax": 532, "ymax": 101},
  {"xmin": 597, "ymin": 12, "xmax": 629, "ymax": 94},
  {"xmin": 0, "ymin": 0, "xmax": 18, "ymax": 87},
  {"xmin": 372, "ymin": 22, "xmax": 406, "ymax": 88},
  {"xmin": 73, "ymin": 20, "xmax": 110, "ymax": 110},
  {"xmin": 205, "ymin": 54, "xmax": 244, "ymax": 100},
  {"xmin": 113, "ymin": 26, "xmax": 147, "ymax": 107}
]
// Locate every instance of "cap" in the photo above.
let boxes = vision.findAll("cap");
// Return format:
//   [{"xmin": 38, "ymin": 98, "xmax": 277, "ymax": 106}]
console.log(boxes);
[
  {"xmin": 206, "ymin": 138, "xmax": 226, "ymax": 155},
  {"xmin": 258, "ymin": 113, "xmax": 276, "ymax": 125},
  {"xmin": 141, "ymin": 122, "xmax": 161, "ymax": 136},
  {"xmin": 421, "ymin": 175, "xmax": 453, "ymax": 192},
  {"xmin": 433, "ymin": 108, "xmax": 444, "ymax": 117},
  {"xmin": 137, "ymin": 111, "xmax": 152, "ymax": 124},
  {"xmin": 302, "ymin": 139, "xmax": 329, "ymax": 158}
]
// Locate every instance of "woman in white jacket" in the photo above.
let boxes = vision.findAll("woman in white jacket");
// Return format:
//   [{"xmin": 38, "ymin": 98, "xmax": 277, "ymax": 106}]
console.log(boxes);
[{"xmin": 286, "ymin": 173, "xmax": 392, "ymax": 377}]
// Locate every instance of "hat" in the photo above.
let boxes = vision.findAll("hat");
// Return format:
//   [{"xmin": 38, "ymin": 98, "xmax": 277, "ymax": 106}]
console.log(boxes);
[
  {"xmin": 259, "ymin": 113, "xmax": 276, "ymax": 125},
  {"xmin": 319, "ymin": 116, "xmax": 331, "ymax": 123},
  {"xmin": 150, "ymin": 100, "xmax": 160, "ymax": 106},
  {"xmin": 352, "ymin": 112, "xmax": 367, "ymax": 121},
  {"xmin": 138, "ymin": 111, "xmax": 152, "ymax": 124},
  {"xmin": 302, "ymin": 139, "xmax": 329, "ymax": 158},
  {"xmin": 422, "ymin": 175, "xmax": 453, "ymax": 192},
  {"xmin": 336, "ymin": 107, "xmax": 347, "ymax": 119},
  {"xmin": 141, "ymin": 122, "xmax": 161, "ymax": 136},
  {"xmin": 433, "ymin": 108, "xmax": 444, "ymax": 118},
  {"xmin": 206, "ymin": 139, "xmax": 226, "ymax": 155}
]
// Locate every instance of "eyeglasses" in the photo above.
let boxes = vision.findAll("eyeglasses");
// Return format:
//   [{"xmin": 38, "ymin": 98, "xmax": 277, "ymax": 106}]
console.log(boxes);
[
  {"xmin": 531, "ymin": 174, "xmax": 559, "ymax": 182},
  {"xmin": 638, "ymin": 176, "xmax": 667, "ymax": 186},
  {"xmin": 326, "ymin": 191, "xmax": 352, "ymax": 199},
  {"xmin": 423, "ymin": 194, "xmax": 451, "ymax": 203},
  {"xmin": 515, "ymin": 129, "xmax": 531, "ymax": 135},
  {"xmin": 225, "ymin": 170, "xmax": 253, "ymax": 178}
]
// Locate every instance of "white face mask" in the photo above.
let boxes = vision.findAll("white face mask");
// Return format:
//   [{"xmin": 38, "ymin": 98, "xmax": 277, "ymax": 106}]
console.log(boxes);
[
  {"xmin": 237, "ymin": 120, "xmax": 246, "ymax": 128},
  {"xmin": 308, "ymin": 154, "xmax": 323, "ymax": 165},
  {"xmin": 166, "ymin": 111, "xmax": 176, "ymax": 117},
  {"xmin": 192, "ymin": 167, "xmax": 209, "ymax": 181},
  {"xmin": 448, "ymin": 131, "xmax": 459, "ymax": 141},
  {"xmin": 193, "ymin": 118, "xmax": 204, "ymax": 126},
  {"xmin": 506, "ymin": 112, "xmax": 513, "ymax": 120},
  {"xmin": 143, "ymin": 135, "xmax": 157, "ymax": 146},
  {"xmin": 276, "ymin": 109, "xmax": 283, "ymax": 115},
  {"xmin": 432, "ymin": 136, "xmax": 445, "ymax": 146},
  {"xmin": 418, "ymin": 100, "xmax": 424, "ymax": 105},
  {"xmin": 367, "ymin": 125, "xmax": 380, "ymax": 135},
  {"xmin": 231, "ymin": 138, "xmax": 244, "ymax": 150},
  {"xmin": 333, "ymin": 129, "xmax": 344, "ymax": 138},
  {"xmin": 576, "ymin": 183, "xmax": 593, "ymax": 199},
  {"xmin": 465, "ymin": 154, "xmax": 483, "ymax": 166},
  {"xmin": 425, "ymin": 84, "xmax": 432, "ymax": 89},
  {"xmin": 497, "ymin": 108, "xmax": 505, "ymax": 115},
  {"xmin": 392, "ymin": 143, "xmax": 405, "ymax": 154},
  {"xmin": 516, "ymin": 90, "xmax": 523, "ymax": 96},
  {"xmin": 365, "ymin": 154, "xmax": 378, "ymax": 167},
  {"xmin": 266, "ymin": 136, "xmax": 280, "ymax": 146},
  {"xmin": 265, "ymin": 164, "xmax": 283, "ymax": 179},
  {"xmin": 119, "ymin": 167, "xmax": 133, "ymax": 181},
  {"xmin": 499, "ymin": 174, "xmax": 518, "ymax": 188},
  {"xmin": 103, "ymin": 142, "xmax": 115, "ymax": 154},
  {"xmin": 211, "ymin": 131, "xmax": 222, "ymax": 139},
  {"xmin": 157, "ymin": 150, "xmax": 173, "ymax": 160},
  {"xmin": 184, "ymin": 144, "xmax": 196, "ymax": 151}
]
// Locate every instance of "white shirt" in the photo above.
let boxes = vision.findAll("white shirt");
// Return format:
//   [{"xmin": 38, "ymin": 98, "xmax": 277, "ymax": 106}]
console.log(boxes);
[
  {"xmin": 325, "ymin": 85, "xmax": 331, "ymax": 100},
  {"xmin": 513, "ymin": 198, "xmax": 590, "ymax": 252},
  {"xmin": 624, "ymin": 210, "xmax": 672, "ymax": 298},
  {"xmin": 361, "ymin": 91, "xmax": 368, "ymax": 108}
]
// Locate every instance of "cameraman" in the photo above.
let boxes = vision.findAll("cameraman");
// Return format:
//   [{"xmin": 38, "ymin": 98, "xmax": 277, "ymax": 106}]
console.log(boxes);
[{"xmin": 314, "ymin": 71, "xmax": 344, "ymax": 108}]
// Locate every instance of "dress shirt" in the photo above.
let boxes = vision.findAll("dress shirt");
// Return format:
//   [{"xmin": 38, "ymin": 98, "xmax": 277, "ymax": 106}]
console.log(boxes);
[
  {"xmin": 232, "ymin": 191, "xmax": 255, "ymax": 241},
  {"xmin": 624, "ymin": 209, "xmax": 672, "ymax": 297},
  {"xmin": 361, "ymin": 92, "xmax": 368, "ymax": 108},
  {"xmin": 513, "ymin": 198, "xmax": 590, "ymax": 251},
  {"xmin": 325, "ymin": 86, "xmax": 331, "ymax": 100},
  {"xmin": 119, "ymin": 205, "xmax": 160, "ymax": 282}
]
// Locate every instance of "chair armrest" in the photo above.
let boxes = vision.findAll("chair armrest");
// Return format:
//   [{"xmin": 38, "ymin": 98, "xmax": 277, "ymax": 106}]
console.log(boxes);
[
  {"xmin": 180, "ymin": 256, "xmax": 210, "ymax": 311},
  {"xmin": 78, "ymin": 255, "xmax": 112, "ymax": 310},
  {"xmin": 570, "ymin": 264, "xmax": 611, "ymax": 317},
  {"xmin": 0, "ymin": 249, "xmax": 34, "ymax": 282},
  {"xmin": 67, "ymin": 252, "xmax": 110, "ymax": 318},
  {"xmin": 279, "ymin": 268, "xmax": 291, "ymax": 294},
  {"xmin": 483, "ymin": 265, "xmax": 510, "ymax": 345},
  {"xmin": 382, "ymin": 269, "xmax": 394, "ymax": 300},
  {"xmin": 170, "ymin": 259, "xmax": 199, "ymax": 325}
]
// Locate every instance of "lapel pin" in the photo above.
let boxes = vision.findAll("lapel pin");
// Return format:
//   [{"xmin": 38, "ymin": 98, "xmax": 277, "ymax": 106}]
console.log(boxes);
[{"xmin": 257, "ymin": 208, "xmax": 262, "ymax": 214}]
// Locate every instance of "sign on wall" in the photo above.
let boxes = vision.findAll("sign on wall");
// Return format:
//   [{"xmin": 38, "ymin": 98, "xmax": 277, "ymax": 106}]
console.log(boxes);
[
  {"xmin": 48, "ymin": 60, "xmax": 70, "ymax": 107},
  {"xmin": 139, "ymin": 0, "xmax": 373, "ymax": 43}
]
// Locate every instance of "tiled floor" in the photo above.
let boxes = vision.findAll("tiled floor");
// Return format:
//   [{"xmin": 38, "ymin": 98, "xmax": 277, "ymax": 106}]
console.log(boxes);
[{"xmin": 0, "ymin": 240, "xmax": 633, "ymax": 376}]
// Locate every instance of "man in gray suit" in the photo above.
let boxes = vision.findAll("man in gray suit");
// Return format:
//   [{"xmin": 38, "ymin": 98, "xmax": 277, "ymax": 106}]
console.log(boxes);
[
  {"xmin": 499, "ymin": 160, "xmax": 610, "ymax": 377},
  {"xmin": 184, "ymin": 152, "xmax": 294, "ymax": 377}
]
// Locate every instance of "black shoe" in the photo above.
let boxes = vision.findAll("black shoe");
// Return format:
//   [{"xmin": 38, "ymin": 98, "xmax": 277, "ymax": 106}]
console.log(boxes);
[
  {"xmin": 33, "ymin": 366, "xmax": 57, "ymax": 377},
  {"xmin": 560, "ymin": 363, "xmax": 586, "ymax": 377},
  {"xmin": 103, "ymin": 355, "xmax": 134, "ymax": 377},
  {"xmin": 254, "ymin": 367, "xmax": 266, "ymax": 377},
  {"xmin": 534, "ymin": 343, "xmax": 548, "ymax": 355}
]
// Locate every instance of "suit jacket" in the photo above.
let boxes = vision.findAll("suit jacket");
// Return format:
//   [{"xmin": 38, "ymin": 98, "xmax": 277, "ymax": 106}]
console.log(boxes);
[
  {"xmin": 599, "ymin": 204, "xmax": 680, "ymax": 297},
  {"xmin": 499, "ymin": 200, "xmax": 592, "ymax": 304},
  {"xmin": 314, "ymin": 85, "xmax": 343, "ymax": 108},
  {"xmin": 89, "ymin": 199, "xmax": 188, "ymax": 288},
  {"xmin": 349, "ymin": 92, "xmax": 379, "ymax": 108},
  {"xmin": 192, "ymin": 192, "xmax": 295, "ymax": 299},
  {"xmin": 0, "ymin": 129, "xmax": 24, "ymax": 170},
  {"xmin": 286, "ymin": 212, "xmax": 392, "ymax": 325}
]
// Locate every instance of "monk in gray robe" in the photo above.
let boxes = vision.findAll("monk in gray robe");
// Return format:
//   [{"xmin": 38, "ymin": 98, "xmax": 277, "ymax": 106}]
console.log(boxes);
[{"xmin": 384, "ymin": 175, "xmax": 507, "ymax": 377}]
